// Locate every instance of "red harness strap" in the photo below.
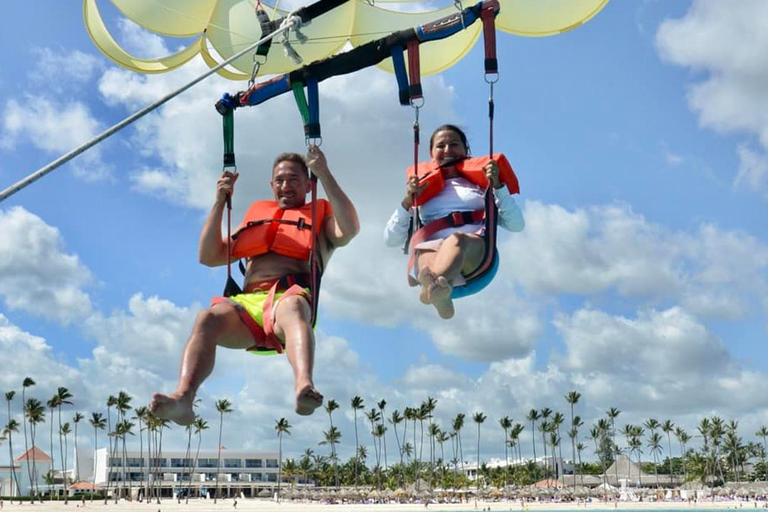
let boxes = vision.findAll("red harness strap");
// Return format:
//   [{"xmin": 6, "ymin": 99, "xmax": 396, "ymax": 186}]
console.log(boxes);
[
  {"xmin": 212, "ymin": 274, "xmax": 310, "ymax": 354},
  {"xmin": 406, "ymin": 209, "xmax": 486, "ymax": 280}
]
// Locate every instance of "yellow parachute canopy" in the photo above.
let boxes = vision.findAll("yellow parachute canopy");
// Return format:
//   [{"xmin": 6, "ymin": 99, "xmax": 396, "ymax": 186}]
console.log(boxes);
[{"xmin": 84, "ymin": 0, "xmax": 611, "ymax": 79}]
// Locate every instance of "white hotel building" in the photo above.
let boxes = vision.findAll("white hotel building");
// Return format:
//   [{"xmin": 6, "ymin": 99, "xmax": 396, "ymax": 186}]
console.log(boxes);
[{"xmin": 91, "ymin": 448, "xmax": 284, "ymax": 499}]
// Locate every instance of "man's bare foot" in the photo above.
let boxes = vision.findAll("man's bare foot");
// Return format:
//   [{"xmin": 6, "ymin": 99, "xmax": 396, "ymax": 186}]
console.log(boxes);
[
  {"xmin": 295, "ymin": 384, "xmax": 323, "ymax": 416},
  {"xmin": 430, "ymin": 276, "xmax": 455, "ymax": 319},
  {"xmin": 149, "ymin": 392, "xmax": 195, "ymax": 426},
  {"xmin": 418, "ymin": 268, "xmax": 437, "ymax": 304}
]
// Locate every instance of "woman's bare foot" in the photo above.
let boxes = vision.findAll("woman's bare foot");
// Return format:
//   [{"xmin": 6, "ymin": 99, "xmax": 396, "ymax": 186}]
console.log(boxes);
[
  {"xmin": 295, "ymin": 384, "xmax": 323, "ymax": 416},
  {"xmin": 418, "ymin": 268, "xmax": 437, "ymax": 304},
  {"xmin": 149, "ymin": 392, "xmax": 195, "ymax": 426},
  {"xmin": 429, "ymin": 276, "xmax": 455, "ymax": 319}
]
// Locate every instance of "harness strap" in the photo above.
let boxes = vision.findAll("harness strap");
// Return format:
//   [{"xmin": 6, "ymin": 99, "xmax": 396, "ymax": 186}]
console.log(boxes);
[
  {"xmin": 480, "ymin": 1, "xmax": 499, "ymax": 75},
  {"xmin": 213, "ymin": 274, "xmax": 311, "ymax": 355},
  {"xmin": 411, "ymin": 209, "xmax": 485, "ymax": 248},
  {"xmin": 406, "ymin": 208, "xmax": 485, "ymax": 274},
  {"xmin": 222, "ymin": 109, "xmax": 242, "ymax": 297},
  {"xmin": 255, "ymin": 3, "xmax": 278, "ymax": 59},
  {"xmin": 463, "ymin": 189, "xmax": 497, "ymax": 282},
  {"xmin": 406, "ymin": 40, "xmax": 423, "ymax": 102},
  {"xmin": 390, "ymin": 46, "xmax": 410, "ymax": 106}
]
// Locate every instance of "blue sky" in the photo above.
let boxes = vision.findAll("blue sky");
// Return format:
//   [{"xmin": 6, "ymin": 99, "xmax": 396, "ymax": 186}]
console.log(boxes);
[{"xmin": 2, "ymin": 0, "xmax": 768, "ymax": 466}]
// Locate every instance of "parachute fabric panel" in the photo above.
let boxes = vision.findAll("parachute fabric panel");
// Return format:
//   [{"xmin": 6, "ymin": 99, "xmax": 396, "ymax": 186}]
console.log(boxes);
[
  {"xmin": 84, "ymin": 0, "xmax": 612, "ymax": 79},
  {"xmin": 204, "ymin": 0, "xmax": 355, "ymax": 76},
  {"xmin": 108, "ymin": 0, "xmax": 214, "ymax": 37},
  {"xmin": 84, "ymin": 0, "xmax": 203, "ymax": 74},
  {"xmin": 496, "ymin": 0, "xmax": 612, "ymax": 37}
]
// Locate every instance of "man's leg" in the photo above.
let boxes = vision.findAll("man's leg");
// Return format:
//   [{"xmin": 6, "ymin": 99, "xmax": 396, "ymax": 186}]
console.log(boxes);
[
  {"xmin": 150, "ymin": 303, "xmax": 252, "ymax": 425},
  {"xmin": 272, "ymin": 294, "xmax": 323, "ymax": 416}
]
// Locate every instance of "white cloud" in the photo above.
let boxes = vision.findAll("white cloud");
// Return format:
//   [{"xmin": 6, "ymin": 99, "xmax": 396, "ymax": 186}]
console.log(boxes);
[
  {"xmin": 0, "ymin": 207, "xmax": 93, "ymax": 324},
  {"xmin": 552, "ymin": 306, "xmax": 768, "ymax": 418},
  {"xmin": 82, "ymin": 293, "xmax": 199, "ymax": 378},
  {"xmin": 504, "ymin": 201, "xmax": 768, "ymax": 321},
  {"xmin": 655, "ymin": 0, "xmax": 768, "ymax": 199},
  {"xmin": 28, "ymin": 48, "xmax": 103, "ymax": 92},
  {"xmin": 1, "ymin": 97, "xmax": 109, "ymax": 181},
  {"xmin": 117, "ymin": 18, "xmax": 172, "ymax": 59}
]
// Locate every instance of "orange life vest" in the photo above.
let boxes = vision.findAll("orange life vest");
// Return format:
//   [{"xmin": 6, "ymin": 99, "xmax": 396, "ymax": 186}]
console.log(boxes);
[
  {"xmin": 406, "ymin": 153, "xmax": 519, "ymax": 205},
  {"xmin": 230, "ymin": 199, "xmax": 331, "ymax": 260}
]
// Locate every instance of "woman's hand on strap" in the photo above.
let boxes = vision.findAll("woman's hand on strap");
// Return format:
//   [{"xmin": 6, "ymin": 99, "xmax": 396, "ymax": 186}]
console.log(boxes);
[
  {"xmin": 484, "ymin": 160, "xmax": 502, "ymax": 189},
  {"xmin": 402, "ymin": 175, "xmax": 427, "ymax": 210}
]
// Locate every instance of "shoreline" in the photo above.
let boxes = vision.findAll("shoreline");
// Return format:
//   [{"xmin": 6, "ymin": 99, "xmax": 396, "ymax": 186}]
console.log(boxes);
[{"xmin": 2, "ymin": 498, "xmax": 767, "ymax": 512}]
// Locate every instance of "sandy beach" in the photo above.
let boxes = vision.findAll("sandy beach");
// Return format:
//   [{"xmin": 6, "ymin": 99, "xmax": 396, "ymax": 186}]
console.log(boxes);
[{"xmin": 1, "ymin": 498, "xmax": 766, "ymax": 512}]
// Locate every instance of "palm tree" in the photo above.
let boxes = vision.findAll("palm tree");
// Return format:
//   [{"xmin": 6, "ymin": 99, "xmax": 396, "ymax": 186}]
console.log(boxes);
[
  {"xmin": 104, "ymin": 394, "xmax": 117, "ymax": 500},
  {"xmin": 72, "ymin": 412, "xmax": 84, "ymax": 482},
  {"xmin": 606, "ymin": 407, "xmax": 620, "ymax": 486},
  {"xmin": 318, "ymin": 426, "xmax": 341, "ymax": 486},
  {"xmin": 21, "ymin": 377, "xmax": 35, "ymax": 498},
  {"xmin": 551, "ymin": 411, "xmax": 565, "ymax": 477},
  {"xmin": 569, "ymin": 416, "xmax": 584, "ymax": 486},
  {"xmin": 674, "ymin": 426, "xmax": 690, "ymax": 483},
  {"xmin": 5, "ymin": 391, "xmax": 22, "ymax": 502},
  {"xmin": 274, "ymin": 418, "xmax": 291, "ymax": 502},
  {"xmin": 350, "ymin": 395, "xmax": 364, "ymax": 488},
  {"xmin": 453, "ymin": 413, "xmax": 466, "ymax": 483},
  {"xmin": 54, "ymin": 386, "xmax": 73, "ymax": 499},
  {"xmin": 45, "ymin": 396, "xmax": 59, "ymax": 498},
  {"xmin": 647, "ymin": 431, "xmax": 662, "ymax": 488},
  {"xmin": 25, "ymin": 398, "xmax": 45, "ymax": 499},
  {"xmin": 697, "ymin": 417, "xmax": 711, "ymax": 484},
  {"xmin": 114, "ymin": 391, "xmax": 132, "ymax": 495},
  {"xmin": 373, "ymin": 423, "xmax": 387, "ymax": 489},
  {"xmin": 214, "ymin": 398, "xmax": 233, "ymax": 502},
  {"xmin": 565, "ymin": 391, "xmax": 581, "ymax": 488},
  {"xmin": 89, "ymin": 413, "xmax": 106, "ymax": 503},
  {"xmin": 526, "ymin": 409, "xmax": 540, "ymax": 476},
  {"xmin": 60, "ymin": 421, "xmax": 72, "ymax": 501},
  {"xmin": 191, "ymin": 417, "xmax": 209, "ymax": 499},
  {"xmin": 389, "ymin": 409, "xmax": 404, "ymax": 487},
  {"xmin": 4, "ymin": 419, "xmax": 22, "ymax": 502},
  {"xmin": 436, "ymin": 429, "xmax": 450, "ymax": 486},
  {"xmin": 499, "ymin": 416, "xmax": 512, "ymax": 488},
  {"xmin": 377, "ymin": 399, "xmax": 389, "ymax": 470},
  {"xmin": 757, "ymin": 426, "xmax": 768, "ymax": 483},
  {"xmin": 660, "ymin": 420, "xmax": 675, "ymax": 477},
  {"xmin": 323, "ymin": 399, "xmax": 339, "ymax": 488},
  {"xmin": 627, "ymin": 425, "xmax": 645, "ymax": 487},
  {"xmin": 589, "ymin": 424, "xmax": 608, "ymax": 491},
  {"xmin": 366, "ymin": 408, "xmax": 382, "ymax": 485},
  {"xmin": 473, "ymin": 412, "xmax": 486, "ymax": 491},
  {"xmin": 131, "ymin": 406, "xmax": 149, "ymax": 501}
]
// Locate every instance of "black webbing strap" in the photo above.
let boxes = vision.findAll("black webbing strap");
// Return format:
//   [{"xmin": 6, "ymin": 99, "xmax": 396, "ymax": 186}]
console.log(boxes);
[
  {"xmin": 222, "ymin": 109, "xmax": 242, "ymax": 297},
  {"xmin": 255, "ymin": 3, "xmax": 278, "ymax": 58},
  {"xmin": 308, "ymin": 175, "xmax": 322, "ymax": 327}
]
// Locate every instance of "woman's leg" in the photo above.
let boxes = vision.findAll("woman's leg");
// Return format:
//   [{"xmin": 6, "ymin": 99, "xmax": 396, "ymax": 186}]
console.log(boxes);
[{"xmin": 417, "ymin": 232, "xmax": 485, "ymax": 319}]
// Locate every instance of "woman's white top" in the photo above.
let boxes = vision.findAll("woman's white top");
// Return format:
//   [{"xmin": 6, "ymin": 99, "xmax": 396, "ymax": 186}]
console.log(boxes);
[{"xmin": 384, "ymin": 176, "xmax": 524, "ymax": 247}]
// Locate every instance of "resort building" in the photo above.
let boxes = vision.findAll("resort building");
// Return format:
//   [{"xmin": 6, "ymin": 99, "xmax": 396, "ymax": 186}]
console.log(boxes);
[
  {"xmin": 90, "ymin": 447, "xmax": 285, "ymax": 499},
  {"xmin": 0, "ymin": 446, "xmax": 54, "ymax": 497},
  {"xmin": 462, "ymin": 456, "xmax": 571, "ymax": 482}
]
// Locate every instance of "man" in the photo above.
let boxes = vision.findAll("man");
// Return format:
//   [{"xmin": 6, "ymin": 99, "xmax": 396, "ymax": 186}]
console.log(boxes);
[{"xmin": 149, "ymin": 145, "xmax": 359, "ymax": 425}]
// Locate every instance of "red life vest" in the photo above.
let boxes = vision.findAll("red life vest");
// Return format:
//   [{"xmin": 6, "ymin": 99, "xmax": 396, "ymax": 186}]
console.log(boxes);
[
  {"xmin": 230, "ymin": 199, "xmax": 331, "ymax": 260},
  {"xmin": 406, "ymin": 153, "xmax": 519, "ymax": 206}
]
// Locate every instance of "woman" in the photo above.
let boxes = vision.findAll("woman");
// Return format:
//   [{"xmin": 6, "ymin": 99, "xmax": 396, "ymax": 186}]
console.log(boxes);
[{"xmin": 384, "ymin": 124, "xmax": 524, "ymax": 319}]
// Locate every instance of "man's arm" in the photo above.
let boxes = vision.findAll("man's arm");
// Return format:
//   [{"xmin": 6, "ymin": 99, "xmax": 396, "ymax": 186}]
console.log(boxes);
[
  {"xmin": 198, "ymin": 171, "xmax": 239, "ymax": 266},
  {"xmin": 305, "ymin": 146, "xmax": 359, "ymax": 248}
]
